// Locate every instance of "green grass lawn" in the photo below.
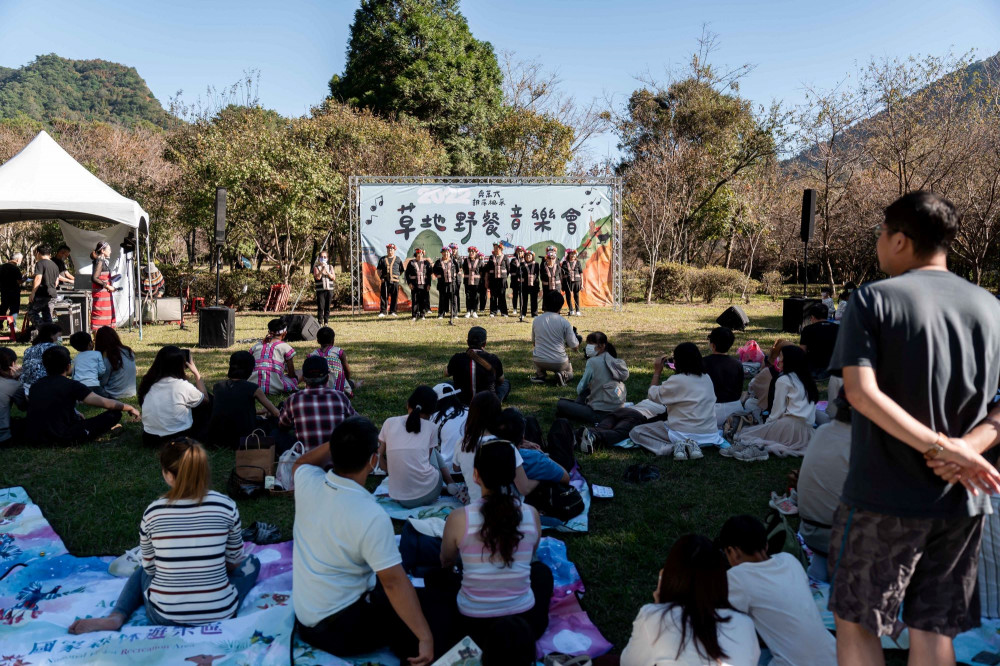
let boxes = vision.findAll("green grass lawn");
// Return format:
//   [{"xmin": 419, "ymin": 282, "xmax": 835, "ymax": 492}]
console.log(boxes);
[{"xmin": 1, "ymin": 299, "xmax": 810, "ymax": 653}]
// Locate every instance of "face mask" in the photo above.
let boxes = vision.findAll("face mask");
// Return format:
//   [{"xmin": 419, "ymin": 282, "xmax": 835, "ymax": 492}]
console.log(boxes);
[
  {"xmin": 585, "ymin": 344, "xmax": 596, "ymax": 357},
  {"xmin": 319, "ymin": 257, "xmax": 327, "ymax": 264}
]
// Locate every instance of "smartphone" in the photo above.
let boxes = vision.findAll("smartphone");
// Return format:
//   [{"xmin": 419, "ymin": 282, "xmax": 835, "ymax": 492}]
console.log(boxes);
[{"xmin": 181, "ymin": 348, "xmax": 191, "ymax": 364}]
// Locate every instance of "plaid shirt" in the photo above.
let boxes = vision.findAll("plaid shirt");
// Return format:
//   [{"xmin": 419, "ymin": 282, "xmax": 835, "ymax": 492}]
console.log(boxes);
[{"xmin": 278, "ymin": 386, "xmax": 356, "ymax": 451}]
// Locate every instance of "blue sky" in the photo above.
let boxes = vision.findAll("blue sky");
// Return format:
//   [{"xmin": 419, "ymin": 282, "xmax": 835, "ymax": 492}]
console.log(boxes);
[{"xmin": 1, "ymin": 0, "xmax": 998, "ymax": 159}]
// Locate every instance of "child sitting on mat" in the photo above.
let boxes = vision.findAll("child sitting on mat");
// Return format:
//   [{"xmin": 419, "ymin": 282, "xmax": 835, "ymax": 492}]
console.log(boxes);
[{"xmin": 69, "ymin": 331, "xmax": 107, "ymax": 397}]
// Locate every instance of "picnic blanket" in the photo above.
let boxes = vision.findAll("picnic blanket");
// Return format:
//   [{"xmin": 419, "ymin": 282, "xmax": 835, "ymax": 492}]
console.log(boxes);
[
  {"xmin": 0, "ymin": 487, "xmax": 609, "ymax": 665},
  {"xmin": 375, "ymin": 465, "xmax": 592, "ymax": 533}
]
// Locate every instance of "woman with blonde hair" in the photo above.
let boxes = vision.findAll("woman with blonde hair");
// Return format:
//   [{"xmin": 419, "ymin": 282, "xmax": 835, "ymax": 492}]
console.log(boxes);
[{"xmin": 68, "ymin": 439, "xmax": 260, "ymax": 633}]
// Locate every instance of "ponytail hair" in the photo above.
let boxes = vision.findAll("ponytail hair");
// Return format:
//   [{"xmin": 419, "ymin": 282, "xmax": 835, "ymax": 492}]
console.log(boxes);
[
  {"xmin": 91, "ymin": 241, "xmax": 110, "ymax": 262},
  {"xmin": 474, "ymin": 439, "xmax": 524, "ymax": 567},
  {"xmin": 405, "ymin": 385, "xmax": 439, "ymax": 434},
  {"xmin": 586, "ymin": 331, "xmax": 617, "ymax": 358},
  {"xmin": 160, "ymin": 438, "xmax": 211, "ymax": 502}
]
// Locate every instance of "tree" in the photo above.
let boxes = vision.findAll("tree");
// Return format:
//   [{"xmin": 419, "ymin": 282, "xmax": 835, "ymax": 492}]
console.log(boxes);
[
  {"xmin": 329, "ymin": 0, "xmax": 503, "ymax": 175},
  {"xmin": 482, "ymin": 107, "xmax": 574, "ymax": 176}
]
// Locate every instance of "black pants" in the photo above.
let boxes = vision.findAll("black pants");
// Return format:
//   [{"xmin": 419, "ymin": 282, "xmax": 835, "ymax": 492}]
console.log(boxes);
[
  {"xmin": 438, "ymin": 285, "xmax": 457, "ymax": 316},
  {"xmin": 564, "ymin": 284, "xmax": 581, "ymax": 312},
  {"xmin": 460, "ymin": 562, "xmax": 554, "ymax": 659},
  {"xmin": 489, "ymin": 279, "xmax": 507, "ymax": 315},
  {"xmin": 55, "ymin": 410, "xmax": 121, "ymax": 445},
  {"xmin": 411, "ymin": 286, "xmax": 429, "ymax": 318},
  {"xmin": 27, "ymin": 298, "xmax": 54, "ymax": 326},
  {"xmin": 510, "ymin": 280, "xmax": 521, "ymax": 311},
  {"xmin": 315, "ymin": 290, "xmax": 332, "ymax": 324},
  {"xmin": 478, "ymin": 282, "xmax": 487, "ymax": 311},
  {"xmin": 592, "ymin": 407, "xmax": 649, "ymax": 447},
  {"xmin": 380, "ymin": 282, "xmax": 398, "ymax": 314},
  {"xmin": 464, "ymin": 284, "xmax": 479, "ymax": 312},
  {"xmin": 555, "ymin": 396, "xmax": 607, "ymax": 425},
  {"xmin": 520, "ymin": 285, "xmax": 538, "ymax": 317},
  {"xmin": 0, "ymin": 290, "xmax": 20, "ymax": 319}
]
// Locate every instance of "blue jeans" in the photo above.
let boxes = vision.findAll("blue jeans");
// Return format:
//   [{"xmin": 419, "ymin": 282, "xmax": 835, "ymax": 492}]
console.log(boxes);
[
  {"xmin": 807, "ymin": 553, "xmax": 829, "ymax": 583},
  {"xmin": 112, "ymin": 555, "xmax": 261, "ymax": 625}
]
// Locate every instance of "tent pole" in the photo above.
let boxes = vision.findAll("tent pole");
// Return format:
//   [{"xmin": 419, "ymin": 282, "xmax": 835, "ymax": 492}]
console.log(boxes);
[{"xmin": 142, "ymin": 223, "xmax": 152, "ymax": 341}]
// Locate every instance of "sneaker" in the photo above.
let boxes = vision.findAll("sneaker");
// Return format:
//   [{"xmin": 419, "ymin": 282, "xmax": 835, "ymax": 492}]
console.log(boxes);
[
  {"xmin": 519, "ymin": 316, "xmax": 524, "ymax": 322},
  {"xmin": 733, "ymin": 445, "xmax": 769, "ymax": 462},
  {"xmin": 372, "ymin": 463, "xmax": 387, "ymax": 476},
  {"xmin": 673, "ymin": 443, "xmax": 689, "ymax": 461},
  {"xmin": 719, "ymin": 442, "xmax": 744, "ymax": 458},
  {"xmin": 556, "ymin": 373, "xmax": 568, "ymax": 387},
  {"xmin": 242, "ymin": 521, "xmax": 282, "ymax": 545},
  {"xmin": 489, "ymin": 313, "xmax": 496, "ymax": 318},
  {"xmin": 769, "ymin": 491, "xmax": 798, "ymax": 515},
  {"xmin": 378, "ymin": 313, "xmax": 386, "ymax": 318},
  {"xmin": 529, "ymin": 376, "xmax": 546, "ymax": 385},
  {"xmin": 685, "ymin": 439, "xmax": 704, "ymax": 460},
  {"xmin": 471, "ymin": 312, "xmax": 478, "ymax": 318},
  {"xmin": 576, "ymin": 310, "xmax": 583, "ymax": 316},
  {"xmin": 108, "ymin": 546, "xmax": 142, "ymax": 577},
  {"xmin": 465, "ymin": 312, "xmax": 471, "ymax": 318},
  {"xmin": 579, "ymin": 428, "xmax": 596, "ymax": 455},
  {"xmin": 391, "ymin": 312, "xmax": 398, "ymax": 317}
]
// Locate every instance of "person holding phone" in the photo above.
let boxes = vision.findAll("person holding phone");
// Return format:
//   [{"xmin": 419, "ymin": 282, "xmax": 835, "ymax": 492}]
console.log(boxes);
[{"xmin": 138, "ymin": 345, "xmax": 210, "ymax": 447}]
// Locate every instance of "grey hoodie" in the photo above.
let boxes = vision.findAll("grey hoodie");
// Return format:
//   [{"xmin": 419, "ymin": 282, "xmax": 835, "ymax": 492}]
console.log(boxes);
[{"xmin": 586, "ymin": 352, "xmax": 630, "ymax": 413}]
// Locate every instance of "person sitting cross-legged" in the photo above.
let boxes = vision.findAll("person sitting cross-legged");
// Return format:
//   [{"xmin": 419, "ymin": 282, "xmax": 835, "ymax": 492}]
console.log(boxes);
[
  {"xmin": 29, "ymin": 345, "xmax": 139, "ymax": 445},
  {"xmin": 798, "ymin": 303, "xmax": 838, "ymax": 380},
  {"xmin": 139, "ymin": 346, "xmax": 210, "ymax": 448},
  {"xmin": 68, "ymin": 439, "xmax": 260, "ymax": 633},
  {"xmin": 307, "ymin": 326, "xmax": 355, "ymax": 397},
  {"xmin": 250, "ymin": 318, "xmax": 299, "ymax": 395},
  {"xmin": 277, "ymin": 355, "xmax": 356, "ymax": 452},
  {"xmin": 447, "ymin": 326, "xmax": 509, "ymax": 405},
  {"xmin": 206, "ymin": 351, "xmax": 281, "ymax": 449},
  {"xmin": 555, "ymin": 331, "xmax": 628, "ymax": 425},
  {"xmin": 292, "ymin": 416, "xmax": 442, "ymax": 664},
  {"xmin": 704, "ymin": 326, "xmax": 745, "ymax": 428}
]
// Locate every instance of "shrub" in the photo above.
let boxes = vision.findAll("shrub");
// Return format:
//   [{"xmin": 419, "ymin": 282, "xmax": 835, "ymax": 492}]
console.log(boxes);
[
  {"xmin": 622, "ymin": 268, "xmax": 648, "ymax": 303},
  {"xmin": 760, "ymin": 271, "xmax": 784, "ymax": 301},
  {"xmin": 652, "ymin": 262, "xmax": 692, "ymax": 302},
  {"xmin": 689, "ymin": 266, "xmax": 745, "ymax": 304}
]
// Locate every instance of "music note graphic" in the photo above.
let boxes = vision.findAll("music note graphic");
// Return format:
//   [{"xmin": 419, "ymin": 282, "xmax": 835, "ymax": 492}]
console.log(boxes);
[
  {"xmin": 370, "ymin": 196, "xmax": 384, "ymax": 211},
  {"xmin": 585, "ymin": 189, "xmax": 592, "ymax": 195},
  {"xmin": 365, "ymin": 214, "xmax": 377, "ymax": 225}
]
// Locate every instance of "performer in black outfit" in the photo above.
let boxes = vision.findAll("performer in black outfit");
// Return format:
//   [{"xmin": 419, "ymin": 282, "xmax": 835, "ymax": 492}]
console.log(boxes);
[
  {"xmin": 477, "ymin": 251, "xmax": 489, "ymax": 313},
  {"xmin": 519, "ymin": 250, "xmax": 540, "ymax": 322},
  {"xmin": 561, "ymin": 248, "xmax": 583, "ymax": 316},
  {"xmin": 509, "ymin": 246, "xmax": 524, "ymax": 314},
  {"xmin": 462, "ymin": 246, "xmax": 482, "ymax": 318},
  {"xmin": 540, "ymin": 250, "xmax": 563, "ymax": 304},
  {"xmin": 404, "ymin": 248, "xmax": 432, "ymax": 320},
  {"xmin": 376, "ymin": 243, "xmax": 403, "ymax": 317},
  {"xmin": 433, "ymin": 247, "xmax": 460, "ymax": 321},
  {"xmin": 487, "ymin": 243, "xmax": 510, "ymax": 317}
]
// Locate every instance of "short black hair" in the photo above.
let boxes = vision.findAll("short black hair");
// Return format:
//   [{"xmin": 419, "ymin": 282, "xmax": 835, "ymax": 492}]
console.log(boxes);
[
  {"xmin": 329, "ymin": 416, "xmax": 379, "ymax": 475},
  {"xmin": 809, "ymin": 303, "xmax": 828, "ymax": 320},
  {"xmin": 56, "ymin": 244, "xmax": 71, "ymax": 253},
  {"xmin": 34, "ymin": 323, "xmax": 63, "ymax": 344},
  {"xmin": 708, "ymin": 327, "xmax": 735, "ymax": 353},
  {"xmin": 495, "ymin": 407, "xmax": 527, "ymax": 444},
  {"xmin": 672, "ymin": 342, "xmax": 704, "ymax": 376},
  {"xmin": 884, "ymin": 191, "xmax": 960, "ymax": 258},
  {"xmin": 717, "ymin": 515, "xmax": 767, "ymax": 555},
  {"xmin": 267, "ymin": 318, "xmax": 286, "ymax": 334},
  {"xmin": 542, "ymin": 290, "xmax": 564, "ymax": 313},
  {"xmin": 35, "ymin": 244, "xmax": 52, "ymax": 256},
  {"xmin": 69, "ymin": 331, "xmax": 92, "ymax": 352},
  {"xmin": 467, "ymin": 326, "xmax": 487, "ymax": 348},
  {"xmin": 228, "ymin": 350, "xmax": 255, "ymax": 380},
  {"xmin": 316, "ymin": 326, "xmax": 335, "ymax": 346},
  {"xmin": 42, "ymin": 345, "xmax": 72, "ymax": 375}
]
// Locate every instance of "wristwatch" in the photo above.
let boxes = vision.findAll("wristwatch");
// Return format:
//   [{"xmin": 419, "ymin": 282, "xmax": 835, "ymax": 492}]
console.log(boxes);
[{"xmin": 923, "ymin": 433, "xmax": 948, "ymax": 460}]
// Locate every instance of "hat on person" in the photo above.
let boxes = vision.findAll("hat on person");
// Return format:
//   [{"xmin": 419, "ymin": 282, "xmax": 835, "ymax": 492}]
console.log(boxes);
[
  {"xmin": 477, "ymin": 251, "xmax": 486, "ymax": 258},
  {"xmin": 515, "ymin": 246, "xmax": 525, "ymax": 252},
  {"xmin": 302, "ymin": 356, "xmax": 330, "ymax": 380},
  {"xmin": 546, "ymin": 245, "xmax": 556, "ymax": 252},
  {"xmin": 267, "ymin": 318, "xmax": 287, "ymax": 334},
  {"xmin": 449, "ymin": 243, "xmax": 459, "ymax": 250},
  {"xmin": 467, "ymin": 245, "xmax": 478, "ymax": 254},
  {"xmin": 493, "ymin": 242, "xmax": 503, "ymax": 248},
  {"xmin": 567, "ymin": 248, "xmax": 577, "ymax": 255},
  {"xmin": 467, "ymin": 326, "xmax": 487, "ymax": 348},
  {"xmin": 386, "ymin": 243, "xmax": 396, "ymax": 250},
  {"xmin": 440, "ymin": 247, "xmax": 451, "ymax": 253},
  {"xmin": 525, "ymin": 250, "xmax": 535, "ymax": 257},
  {"xmin": 432, "ymin": 383, "xmax": 462, "ymax": 401},
  {"xmin": 414, "ymin": 247, "xmax": 425, "ymax": 255},
  {"xmin": 546, "ymin": 251, "xmax": 556, "ymax": 259}
]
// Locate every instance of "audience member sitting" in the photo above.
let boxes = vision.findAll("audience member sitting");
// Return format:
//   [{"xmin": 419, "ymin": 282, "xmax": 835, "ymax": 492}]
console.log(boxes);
[
  {"xmin": 578, "ymin": 398, "xmax": 666, "ymax": 453},
  {"xmin": 430, "ymin": 383, "xmax": 467, "ymax": 468},
  {"xmin": 94, "ymin": 326, "xmax": 137, "ymax": 398},
  {"xmin": 447, "ymin": 326, "xmax": 509, "ymax": 404},
  {"xmin": 206, "ymin": 351, "xmax": 281, "ymax": 449},
  {"xmin": 495, "ymin": 407, "xmax": 570, "ymax": 488},
  {"xmin": 555, "ymin": 331, "xmax": 628, "ymax": 424},
  {"xmin": 440, "ymin": 440, "xmax": 554, "ymax": 662},
  {"xmin": 620, "ymin": 534, "xmax": 759, "ymax": 666},
  {"xmin": 797, "ymin": 391, "xmax": 852, "ymax": 582},
  {"xmin": 717, "ymin": 515, "xmax": 836, "ymax": 666},
  {"xmin": 250, "ymin": 318, "xmax": 298, "ymax": 395},
  {"xmin": 529, "ymin": 291, "xmax": 580, "ymax": 386},
  {"xmin": 820, "ymin": 287, "xmax": 835, "ymax": 315},
  {"xmin": 0, "ymin": 348, "xmax": 25, "ymax": 445},
  {"xmin": 733, "ymin": 345, "xmax": 817, "ymax": 458},
  {"xmin": 799, "ymin": 303, "xmax": 839, "ymax": 379},
  {"xmin": 835, "ymin": 289, "xmax": 850, "ymax": 321},
  {"xmin": 292, "ymin": 416, "xmax": 439, "ymax": 663},
  {"xmin": 742, "ymin": 339, "xmax": 792, "ymax": 421},
  {"xmin": 456, "ymin": 392, "xmax": 535, "ymax": 502},
  {"xmin": 68, "ymin": 438, "xmax": 260, "ymax": 633},
  {"xmin": 704, "ymin": 327, "xmax": 745, "ymax": 427},
  {"xmin": 629, "ymin": 343, "xmax": 723, "ymax": 459},
  {"xmin": 138, "ymin": 346, "xmax": 209, "ymax": 447},
  {"xmin": 277, "ymin": 356, "xmax": 356, "ymax": 452},
  {"xmin": 307, "ymin": 326, "xmax": 354, "ymax": 397},
  {"xmin": 20, "ymin": 323, "xmax": 62, "ymax": 396},
  {"xmin": 29, "ymin": 346, "xmax": 138, "ymax": 445},
  {"xmin": 979, "ymin": 494, "xmax": 1000, "ymax": 620},
  {"xmin": 69, "ymin": 331, "xmax": 107, "ymax": 397},
  {"xmin": 378, "ymin": 385, "xmax": 462, "ymax": 508}
]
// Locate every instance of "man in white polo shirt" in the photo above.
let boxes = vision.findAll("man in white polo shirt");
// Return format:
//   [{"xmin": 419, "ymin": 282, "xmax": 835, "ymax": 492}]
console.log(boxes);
[{"xmin": 292, "ymin": 416, "xmax": 436, "ymax": 664}]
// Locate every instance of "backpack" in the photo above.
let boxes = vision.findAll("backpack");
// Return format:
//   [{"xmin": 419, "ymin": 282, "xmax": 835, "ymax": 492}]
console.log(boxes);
[
  {"xmin": 526, "ymin": 482, "xmax": 585, "ymax": 522},
  {"xmin": 764, "ymin": 508, "xmax": 808, "ymax": 569},
  {"xmin": 723, "ymin": 410, "xmax": 758, "ymax": 443}
]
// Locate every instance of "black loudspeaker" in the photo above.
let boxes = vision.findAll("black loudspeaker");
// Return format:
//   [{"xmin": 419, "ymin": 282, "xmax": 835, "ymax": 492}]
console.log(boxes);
[
  {"xmin": 716, "ymin": 305, "xmax": 749, "ymax": 331},
  {"xmin": 214, "ymin": 187, "xmax": 227, "ymax": 245},
  {"xmin": 281, "ymin": 314, "xmax": 320, "ymax": 342},
  {"xmin": 198, "ymin": 306, "xmax": 235, "ymax": 348},
  {"xmin": 782, "ymin": 297, "xmax": 821, "ymax": 333},
  {"xmin": 801, "ymin": 189, "xmax": 816, "ymax": 243}
]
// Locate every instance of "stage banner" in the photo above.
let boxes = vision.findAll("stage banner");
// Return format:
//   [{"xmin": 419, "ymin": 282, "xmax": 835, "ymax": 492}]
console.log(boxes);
[{"xmin": 358, "ymin": 183, "xmax": 614, "ymax": 311}]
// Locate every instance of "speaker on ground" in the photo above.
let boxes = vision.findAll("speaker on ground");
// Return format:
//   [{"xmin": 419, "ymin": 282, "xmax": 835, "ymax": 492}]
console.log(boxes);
[
  {"xmin": 281, "ymin": 314, "xmax": 320, "ymax": 342},
  {"xmin": 199, "ymin": 306, "xmax": 235, "ymax": 348},
  {"xmin": 716, "ymin": 305, "xmax": 749, "ymax": 331}
]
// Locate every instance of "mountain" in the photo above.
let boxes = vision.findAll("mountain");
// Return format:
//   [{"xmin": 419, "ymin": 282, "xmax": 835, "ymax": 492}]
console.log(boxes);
[{"xmin": 0, "ymin": 54, "xmax": 175, "ymax": 129}]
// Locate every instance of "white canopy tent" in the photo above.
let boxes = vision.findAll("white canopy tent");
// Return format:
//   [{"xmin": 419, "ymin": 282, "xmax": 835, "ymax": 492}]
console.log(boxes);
[{"xmin": 0, "ymin": 131, "xmax": 153, "ymax": 337}]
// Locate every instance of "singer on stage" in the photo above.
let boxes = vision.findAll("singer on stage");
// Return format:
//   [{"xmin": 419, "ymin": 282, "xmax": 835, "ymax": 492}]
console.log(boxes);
[{"xmin": 90, "ymin": 241, "xmax": 116, "ymax": 330}]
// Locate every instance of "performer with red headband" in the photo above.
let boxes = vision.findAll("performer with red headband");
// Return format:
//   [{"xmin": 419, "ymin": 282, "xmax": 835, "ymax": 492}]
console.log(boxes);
[
  {"xmin": 519, "ymin": 249, "xmax": 540, "ymax": 322},
  {"xmin": 562, "ymin": 248, "xmax": 583, "ymax": 316},
  {"xmin": 433, "ymin": 246, "xmax": 460, "ymax": 322},
  {"xmin": 404, "ymin": 247, "xmax": 432, "ymax": 320},
  {"xmin": 376, "ymin": 243, "xmax": 403, "ymax": 317},
  {"xmin": 462, "ymin": 246, "xmax": 482, "ymax": 318},
  {"xmin": 509, "ymin": 245, "xmax": 525, "ymax": 314},
  {"xmin": 541, "ymin": 248, "xmax": 562, "ymax": 304},
  {"xmin": 487, "ymin": 242, "xmax": 511, "ymax": 317}
]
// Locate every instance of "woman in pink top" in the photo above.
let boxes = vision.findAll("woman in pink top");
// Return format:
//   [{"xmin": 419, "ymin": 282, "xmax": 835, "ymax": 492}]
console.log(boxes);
[
  {"xmin": 378, "ymin": 385, "xmax": 463, "ymax": 508},
  {"xmin": 440, "ymin": 440, "xmax": 554, "ymax": 663}
]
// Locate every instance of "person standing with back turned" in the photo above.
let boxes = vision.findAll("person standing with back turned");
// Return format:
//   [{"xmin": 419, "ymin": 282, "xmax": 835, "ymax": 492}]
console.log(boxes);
[{"xmin": 828, "ymin": 191, "xmax": 1000, "ymax": 666}]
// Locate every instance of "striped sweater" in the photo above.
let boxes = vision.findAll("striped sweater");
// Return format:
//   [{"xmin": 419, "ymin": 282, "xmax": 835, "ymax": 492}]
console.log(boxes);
[{"xmin": 139, "ymin": 490, "xmax": 245, "ymax": 624}]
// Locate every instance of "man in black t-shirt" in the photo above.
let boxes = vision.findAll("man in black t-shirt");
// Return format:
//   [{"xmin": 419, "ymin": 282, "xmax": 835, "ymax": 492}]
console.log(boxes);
[
  {"xmin": 827, "ymin": 192, "xmax": 1000, "ymax": 663},
  {"xmin": 703, "ymin": 326, "xmax": 745, "ymax": 427},
  {"xmin": 53, "ymin": 244, "xmax": 75, "ymax": 288},
  {"xmin": 446, "ymin": 326, "xmax": 509, "ymax": 405},
  {"xmin": 0, "ymin": 252, "xmax": 24, "ymax": 328},
  {"xmin": 799, "ymin": 303, "xmax": 838, "ymax": 379},
  {"xmin": 28, "ymin": 346, "xmax": 139, "ymax": 445},
  {"xmin": 27, "ymin": 244, "xmax": 60, "ymax": 326}
]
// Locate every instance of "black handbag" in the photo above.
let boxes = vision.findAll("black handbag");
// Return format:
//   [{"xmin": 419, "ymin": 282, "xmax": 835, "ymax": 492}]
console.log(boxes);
[
  {"xmin": 228, "ymin": 465, "xmax": 269, "ymax": 500},
  {"xmin": 527, "ymin": 482, "xmax": 585, "ymax": 522}
]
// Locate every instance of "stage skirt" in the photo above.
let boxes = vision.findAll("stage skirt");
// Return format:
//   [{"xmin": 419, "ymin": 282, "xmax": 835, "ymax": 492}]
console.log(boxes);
[{"xmin": 91, "ymin": 269, "xmax": 116, "ymax": 330}]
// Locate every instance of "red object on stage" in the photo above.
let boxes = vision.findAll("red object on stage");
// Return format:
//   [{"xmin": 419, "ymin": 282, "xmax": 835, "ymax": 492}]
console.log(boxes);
[
  {"xmin": 90, "ymin": 264, "xmax": 116, "ymax": 330},
  {"xmin": 189, "ymin": 297, "xmax": 205, "ymax": 314},
  {"xmin": 265, "ymin": 284, "xmax": 290, "ymax": 312}
]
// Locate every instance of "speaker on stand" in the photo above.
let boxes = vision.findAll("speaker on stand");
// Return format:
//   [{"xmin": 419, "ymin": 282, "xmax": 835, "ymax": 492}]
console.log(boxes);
[
  {"xmin": 800, "ymin": 189, "xmax": 816, "ymax": 295},
  {"xmin": 200, "ymin": 186, "xmax": 236, "ymax": 348}
]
